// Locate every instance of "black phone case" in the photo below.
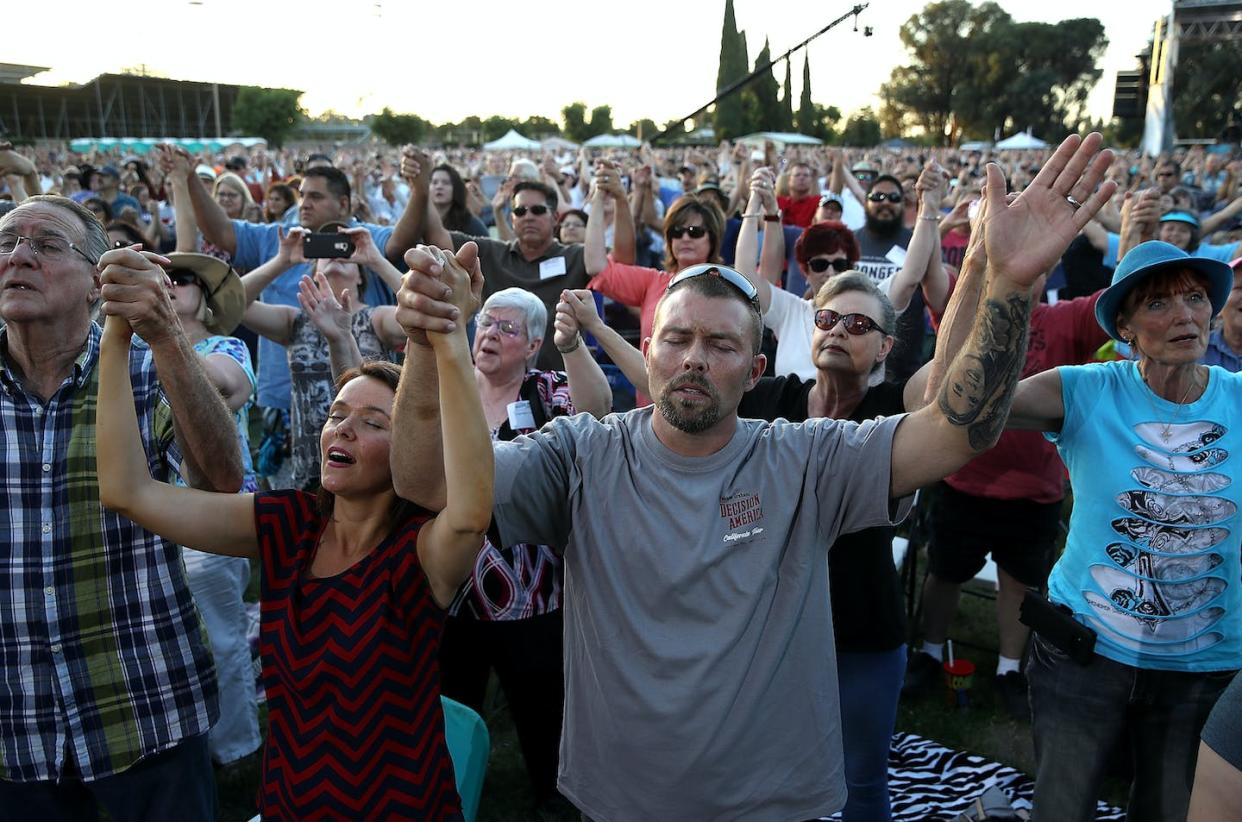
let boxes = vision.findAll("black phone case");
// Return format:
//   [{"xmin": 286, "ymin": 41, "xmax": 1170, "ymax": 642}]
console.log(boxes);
[
  {"xmin": 302, "ymin": 233, "xmax": 355, "ymax": 259},
  {"xmin": 1019, "ymin": 590, "xmax": 1097, "ymax": 666}
]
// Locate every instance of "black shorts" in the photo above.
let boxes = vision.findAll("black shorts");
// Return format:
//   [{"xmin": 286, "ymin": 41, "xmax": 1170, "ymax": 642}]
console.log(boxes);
[{"xmin": 926, "ymin": 482, "xmax": 1064, "ymax": 587}]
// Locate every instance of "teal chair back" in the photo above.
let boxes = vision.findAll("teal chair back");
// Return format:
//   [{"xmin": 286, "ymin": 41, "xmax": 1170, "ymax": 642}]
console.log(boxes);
[{"xmin": 441, "ymin": 695, "xmax": 490, "ymax": 822}]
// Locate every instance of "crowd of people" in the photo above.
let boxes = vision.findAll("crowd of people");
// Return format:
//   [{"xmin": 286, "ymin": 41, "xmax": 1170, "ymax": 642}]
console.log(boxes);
[{"xmin": 0, "ymin": 128, "xmax": 1240, "ymax": 822}]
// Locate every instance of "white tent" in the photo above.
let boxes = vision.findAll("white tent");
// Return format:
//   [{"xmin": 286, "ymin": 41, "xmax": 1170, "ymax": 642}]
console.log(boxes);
[
  {"xmin": 540, "ymin": 136, "xmax": 579, "ymax": 151},
  {"xmin": 583, "ymin": 133, "xmax": 641, "ymax": 148},
  {"xmin": 994, "ymin": 131, "xmax": 1048, "ymax": 150},
  {"xmin": 483, "ymin": 129, "xmax": 542, "ymax": 151},
  {"xmin": 738, "ymin": 131, "xmax": 823, "ymax": 147}
]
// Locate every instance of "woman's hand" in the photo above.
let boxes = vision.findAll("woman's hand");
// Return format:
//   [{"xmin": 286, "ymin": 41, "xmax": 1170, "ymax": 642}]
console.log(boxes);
[
  {"xmin": 556, "ymin": 289, "xmax": 604, "ymax": 338},
  {"xmin": 341, "ymin": 226, "xmax": 383, "ymax": 267},
  {"xmin": 297, "ymin": 272, "xmax": 354, "ymax": 344},
  {"xmin": 275, "ymin": 225, "xmax": 307, "ymax": 266},
  {"xmin": 750, "ymin": 167, "xmax": 778, "ymax": 213}
]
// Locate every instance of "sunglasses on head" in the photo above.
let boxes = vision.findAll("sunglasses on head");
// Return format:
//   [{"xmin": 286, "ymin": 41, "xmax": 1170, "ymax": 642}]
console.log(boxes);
[
  {"xmin": 808, "ymin": 257, "xmax": 852, "ymax": 274},
  {"xmin": 665, "ymin": 264, "xmax": 760, "ymax": 308},
  {"xmin": 814, "ymin": 308, "xmax": 883, "ymax": 336},
  {"xmin": 166, "ymin": 269, "xmax": 200, "ymax": 288},
  {"xmin": 512, "ymin": 204, "xmax": 550, "ymax": 217},
  {"xmin": 669, "ymin": 225, "xmax": 708, "ymax": 240},
  {"xmin": 867, "ymin": 191, "xmax": 903, "ymax": 203}
]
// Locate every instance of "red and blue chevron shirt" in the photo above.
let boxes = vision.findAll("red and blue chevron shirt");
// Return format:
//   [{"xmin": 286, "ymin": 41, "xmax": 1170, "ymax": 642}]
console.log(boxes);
[{"xmin": 254, "ymin": 491, "xmax": 460, "ymax": 820}]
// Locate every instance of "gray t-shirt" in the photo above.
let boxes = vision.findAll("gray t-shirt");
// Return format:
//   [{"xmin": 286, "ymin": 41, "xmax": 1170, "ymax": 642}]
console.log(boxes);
[{"xmin": 493, "ymin": 408, "xmax": 910, "ymax": 821}]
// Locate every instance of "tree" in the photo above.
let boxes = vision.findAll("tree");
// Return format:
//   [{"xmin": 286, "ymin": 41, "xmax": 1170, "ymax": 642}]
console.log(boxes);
[
  {"xmin": 713, "ymin": 0, "xmax": 750, "ymax": 140},
  {"xmin": 1173, "ymin": 37, "xmax": 1242, "ymax": 138},
  {"xmin": 481, "ymin": 115, "xmax": 520, "ymax": 142},
  {"xmin": 562, "ymin": 102, "xmax": 590, "ymax": 142},
  {"xmin": 839, "ymin": 107, "xmax": 882, "ymax": 146},
  {"xmin": 589, "ymin": 105, "xmax": 614, "ymax": 138},
  {"xmin": 368, "ymin": 107, "xmax": 431, "ymax": 146},
  {"xmin": 780, "ymin": 59, "xmax": 795, "ymax": 132},
  {"xmin": 741, "ymin": 38, "xmax": 782, "ymax": 134},
  {"xmin": 877, "ymin": 1, "xmax": 1107, "ymax": 143},
  {"xmin": 628, "ymin": 119, "xmax": 660, "ymax": 140},
  {"xmin": 796, "ymin": 55, "xmax": 817, "ymax": 136},
  {"xmin": 520, "ymin": 116, "xmax": 561, "ymax": 137},
  {"xmin": 231, "ymin": 87, "xmax": 304, "ymax": 148}
]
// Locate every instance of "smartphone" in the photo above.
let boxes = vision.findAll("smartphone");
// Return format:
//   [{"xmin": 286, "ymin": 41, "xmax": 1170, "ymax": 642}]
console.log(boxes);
[{"xmin": 303, "ymin": 232, "xmax": 355, "ymax": 259}]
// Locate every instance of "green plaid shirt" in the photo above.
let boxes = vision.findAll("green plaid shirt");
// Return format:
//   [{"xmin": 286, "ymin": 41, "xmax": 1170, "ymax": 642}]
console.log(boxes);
[{"xmin": 0, "ymin": 323, "xmax": 218, "ymax": 782}]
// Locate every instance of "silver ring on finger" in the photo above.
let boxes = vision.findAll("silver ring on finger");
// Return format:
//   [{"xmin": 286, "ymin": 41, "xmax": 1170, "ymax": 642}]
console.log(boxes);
[{"xmin": 1066, "ymin": 195, "xmax": 1083, "ymax": 210}]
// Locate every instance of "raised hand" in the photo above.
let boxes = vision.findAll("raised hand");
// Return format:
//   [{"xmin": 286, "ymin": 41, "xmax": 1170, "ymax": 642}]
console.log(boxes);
[
  {"xmin": 340, "ymin": 226, "xmax": 383, "ymax": 267},
  {"xmin": 556, "ymin": 289, "xmax": 604, "ymax": 337},
  {"xmin": 400, "ymin": 146, "xmax": 431, "ymax": 190},
  {"xmin": 98, "ymin": 245, "xmax": 178, "ymax": 347},
  {"xmin": 275, "ymin": 226, "xmax": 307, "ymax": 266},
  {"xmin": 396, "ymin": 243, "xmax": 484, "ymax": 343},
  {"xmin": 749, "ymin": 166, "xmax": 777, "ymax": 212},
  {"xmin": 297, "ymin": 272, "xmax": 353, "ymax": 343},
  {"xmin": 982, "ymin": 133, "xmax": 1116, "ymax": 288}
]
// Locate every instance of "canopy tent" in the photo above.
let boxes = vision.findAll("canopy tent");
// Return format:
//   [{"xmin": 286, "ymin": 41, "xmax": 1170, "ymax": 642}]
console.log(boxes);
[
  {"xmin": 582, "ymin": 133, "xmax": 641, "ymax": 148},
  {"xmin": 994, "ymin": 131, "xmax": 1048, "ymax": 150},
  {"xmin": 540, "ymin": 136, "xmax": 579, "ymax": 151},
  {"xmin": 482, "ymin": 129, "xmax": 542, "ymax": 151},
  {"xmin": 69, "ymin": 136, "xmax": 266, "ymax": 154},
  {"xmin": 737, "ymin": 131, "xmax": 823, "ymax": 147},
  {"xmin": 959, "ymin": 140, "xmax": 992, "ymax": 152}
]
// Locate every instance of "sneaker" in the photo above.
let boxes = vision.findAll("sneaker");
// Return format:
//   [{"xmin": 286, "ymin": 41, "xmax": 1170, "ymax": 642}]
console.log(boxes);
[
  {"xmin": 994, "ymin": 670, "xmax": 1030, "ymax": 722},
  {"xmin": 901, "ymin": 650, "xmax": 943, "ymax": 699}
]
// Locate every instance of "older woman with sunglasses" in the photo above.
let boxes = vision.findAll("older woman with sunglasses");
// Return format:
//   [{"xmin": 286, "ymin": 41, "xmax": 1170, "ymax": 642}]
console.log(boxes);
[
  {"xmin": 585, "ymin": 162, "xmax": 725, "ymax": 405},
  {"xmin": 736, "ymin": 165, "xmax": 947, "ymax": 381},
  {"xmin": 736, "ymin": 271, "xmax": 920, "ymax": 822}
]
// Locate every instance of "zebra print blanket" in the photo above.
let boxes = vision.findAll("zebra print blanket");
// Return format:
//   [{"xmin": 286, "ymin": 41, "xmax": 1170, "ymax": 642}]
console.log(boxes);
[{"xmin": 819, "ymin": 732, "xmax": 1125, "ymax": 821}]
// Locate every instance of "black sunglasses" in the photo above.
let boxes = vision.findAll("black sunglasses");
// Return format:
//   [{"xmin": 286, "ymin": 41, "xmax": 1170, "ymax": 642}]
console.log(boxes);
[
  {"xmin": 814, "ymin": 309, "xmax": 884, "ymax": 336},
  {"xmin": 808, "ymin": 257, "xmax": 852, "ymax": 274},
  {"xmin": 167, "ymin": 269, "xmax": 200, "ymax": 288},
  {"xmin": 666, "ymin": 264, "xmax": 759, "ymax": 308},
  {"xmin": 669, "ymin": 225, "xmax": 708, "ymax": 240},
  {"xmin": 867, "ymin": 191, "xmax": 903, "ymax": 203},
  {"xmin": 512, "ymin": 204, "xmax": 550, "ymax": 217}
]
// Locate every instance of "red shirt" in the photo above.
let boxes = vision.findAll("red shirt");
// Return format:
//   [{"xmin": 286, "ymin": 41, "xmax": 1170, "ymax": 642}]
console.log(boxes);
[
  {"xmin": 255, "ymin": 491, "xmax": 460, "ymax": 820},
  {"xmin": 778, "ymin": 195, "xmax": 819, "ymax": 229},
  {"xmin": 932, "ymin": 283, "xmax": 1107, "ymax": 503}
]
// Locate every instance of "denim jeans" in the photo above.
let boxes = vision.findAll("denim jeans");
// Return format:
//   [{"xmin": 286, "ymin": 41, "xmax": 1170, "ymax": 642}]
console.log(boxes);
[
  {"xmin": 837, "ymin": 646, "xmax": 906, "ymax": 822},
  {"xmin": 0, "ymin": 734, "xmax": 216, "ymax": 822},
  {"xmin": 1028, "ymin": 632, "xmax": 1236, "ymax": 822},
  {"xmin": 183, "ymin": 549, "xmax": 261, "ymax": 765}
]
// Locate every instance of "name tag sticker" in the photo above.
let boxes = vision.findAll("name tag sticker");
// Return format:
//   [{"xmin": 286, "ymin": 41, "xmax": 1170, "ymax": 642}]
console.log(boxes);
[
  {"xmin": 885, "ymin": 245, "xmax": 908, "ymax": 267},
  {"xmin": 507, "ymin": 400, "xmax": 537, "ymax": 431},
  {"xmin": 539, "ymin": 256, "xmax": 567, "ymax": 280}
]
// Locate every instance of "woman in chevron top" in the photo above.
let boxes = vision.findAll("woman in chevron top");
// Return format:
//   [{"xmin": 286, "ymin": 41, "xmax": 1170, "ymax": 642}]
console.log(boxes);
[{"xmin": 95, "ymin": 243, "xmax": 492, "ymax": 821}]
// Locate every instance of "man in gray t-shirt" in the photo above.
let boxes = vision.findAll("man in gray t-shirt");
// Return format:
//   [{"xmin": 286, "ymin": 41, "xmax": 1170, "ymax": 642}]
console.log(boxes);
[{"xmin": 392, "ymin": 133, "xmax": 1112, "ymax": 819}]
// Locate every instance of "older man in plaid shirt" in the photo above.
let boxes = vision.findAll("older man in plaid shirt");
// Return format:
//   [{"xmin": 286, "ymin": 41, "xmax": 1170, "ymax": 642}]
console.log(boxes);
[{"xmin": 0, "ymin": 196, "xmax": 243, "ymax": 821}]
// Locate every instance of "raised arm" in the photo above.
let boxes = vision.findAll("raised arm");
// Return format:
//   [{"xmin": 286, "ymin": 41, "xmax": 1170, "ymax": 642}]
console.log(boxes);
[
  {"xmin": 584, "ymin": 174, "xmax": 611, "ymax": 275},
  {"xmin": 297, "ymin": 272, "xmax": 363, "ymax": 381},
  {"xmin": 609, "ymin": 168, "xmax": 637, "ymax": 266},
  {"xmin": 552, "ymin": 291, "xmax": 612, "ymax": 419},
  {"xmin": 735, "ymin": 167, "xmax": 777, "ymax": 314},
  {"xmin": 558, "ymin": 288, "xmax": 649, "ymax": 400},
  {"xmin": 385, "ymin": 146, "xmax": 430, "ymax": 262},
  {"xmin": 160, "ymin": 146, "xmax": 200, "ymax": 253},
  {"xmin": 97, "ymin": 247, "xmax": 244, "ymax": 494},
  {"xmin": 390, "ymin": 244, "xmax": 485, "ymax": 510},
  {"xmin": 341, "ymin": 226, "xmax": 403, "ymax": 294},
  {"xmin": 165, "ymin": 145, "xmax": 237, "ymax": 256},
  {"xmin": 1202, "ymin": 190, "xmax": 1242, "ymax": 235},
  {"xmin": 887, "ymin": 162, "xmax": 948, "ymax": 314},
  {"xmin": 410, "ymin": 245, "xmax": 493, "ymax": 607},
  {"xmin": 889, "ymin": 133, "xmax": 1116, "ymax": 498},
  {"xmin": 1117, "ymin": 187, "xmax": 1160, "ymax": 262}
]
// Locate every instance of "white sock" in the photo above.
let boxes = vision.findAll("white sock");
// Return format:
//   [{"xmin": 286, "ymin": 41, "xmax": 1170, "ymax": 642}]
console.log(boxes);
[
  {"xmin": 921, "ymin": 641, "xmax": 944, "ymax": 662},
  {"xmin": 996, "ymin": 655, "xmax": 1022, "ymax": 676}
]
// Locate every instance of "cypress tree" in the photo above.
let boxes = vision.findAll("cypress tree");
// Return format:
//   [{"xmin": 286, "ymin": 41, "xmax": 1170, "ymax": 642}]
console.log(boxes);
[
  {"xmin": 797, "ymin": 54, "xmax": 817, "ymax": 135},
  {"xmin": 743, "ymin": 38, "xmax": 782, "ymax": 133},
  {"xmin": 781, "ymin": 59, "xmax": 795, "ymax": 132},
  {"xmin": 714, "ymin": 0, "xmax": 747, "ymax": 140}
]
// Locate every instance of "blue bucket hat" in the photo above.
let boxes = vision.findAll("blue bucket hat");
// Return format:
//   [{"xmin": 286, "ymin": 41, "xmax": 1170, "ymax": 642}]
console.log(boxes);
[{"xmin": 1094, "ymin": 240, "xmax": 1233, "ymax": 341}]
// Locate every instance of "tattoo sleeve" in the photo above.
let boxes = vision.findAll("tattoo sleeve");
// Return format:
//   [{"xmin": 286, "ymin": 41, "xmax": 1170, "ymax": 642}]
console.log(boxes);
[{"xmin": 937, "ymin": 290, "xmax": 1031, "ymax": 451}]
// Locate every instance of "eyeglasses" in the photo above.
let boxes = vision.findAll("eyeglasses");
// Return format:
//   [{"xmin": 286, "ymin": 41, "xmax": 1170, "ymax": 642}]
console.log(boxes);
[
  {"xmin": 665, "ymin": 263, "xmax": 760, "ymax": 309},
  {"xmin": 808, "ymin": 257, "xmax": 852, "ymax": 274},
  {"xmin": 512, "ymin": 204, "xmax": 550, "ymax": 217},
  {"xmin": 1156, "ymin": 172, "xmax": 1175, "ymax": 178},
  {"xmin": 477, "ymin": 313, "xmax": 525, "ymax": 337},
  {"xmin": 167, "ymin": 269, "xmax": 200, "ymax": 288},
  {"xmin": 813, "ymin": 308, "xmax": 884, "ymax": 336},
  {"xmin": 866, "ymin": 191, "xmax": 903, "ymax": 203},
  {"xmin": 0, "ymin": 233, "xmax": 97, "ymax": 266},
  {"xmin": 669, "ymin": 225, "xmax": 708, "ymax": 240}
]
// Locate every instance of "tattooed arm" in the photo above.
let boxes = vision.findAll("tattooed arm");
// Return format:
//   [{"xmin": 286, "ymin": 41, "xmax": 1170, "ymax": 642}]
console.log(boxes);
[{"xmin": 888, "ymin": 133, "xmax": 1116, "ymax": 499}]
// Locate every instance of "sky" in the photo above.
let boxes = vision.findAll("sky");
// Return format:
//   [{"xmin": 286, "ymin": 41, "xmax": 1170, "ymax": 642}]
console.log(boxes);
[{"xmin": 9, "ymin": 0, "xmax": 1176, "ymax": 134}]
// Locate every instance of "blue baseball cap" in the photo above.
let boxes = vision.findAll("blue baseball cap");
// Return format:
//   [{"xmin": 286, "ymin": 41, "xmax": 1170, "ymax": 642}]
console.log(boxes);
[{"xmin": 1095, "ymin": 240, "xmax": 1233, "ymax": 341}]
